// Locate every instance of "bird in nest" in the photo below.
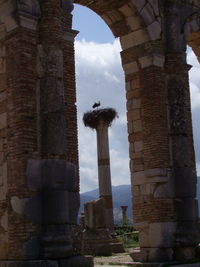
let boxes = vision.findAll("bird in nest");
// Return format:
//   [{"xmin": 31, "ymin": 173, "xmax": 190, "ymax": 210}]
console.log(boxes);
[{"xmin": 92, "ymin": 101, "xmax": 101, "ymax": 109}]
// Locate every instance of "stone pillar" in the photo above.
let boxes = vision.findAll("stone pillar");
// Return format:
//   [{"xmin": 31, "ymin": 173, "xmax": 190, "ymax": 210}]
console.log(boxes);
[
  {"xmin": 97, "ymin": 120, "xmax": 115, "ymax": 233},
  {"xmin": 82, "ymin": 198, "xmax": 113, "ymax": 256},
  {"xmin": 121, "ymin": 1, "xmax": 199, "ymax": 263},
  {"xmin": 0, "ymin": 0, "xmax": 41, "ymax": 260},
  {"xmin": 0, "ymin": 0, "xmax": 92, "ymax": 266},
  {"xmin": 164, "ymin": 1, "xmax": 199, "ymax": 261},
  {"xmin": 121, "ymin": 206, "xmax": 128, "ymax": 226},
  {"xmin": 83, "ymin": 108, "xmax": 117, "ymax": 234},
  {"xmin": 32, "ymin": 0, "xmax": 79, "ymax": 260}
]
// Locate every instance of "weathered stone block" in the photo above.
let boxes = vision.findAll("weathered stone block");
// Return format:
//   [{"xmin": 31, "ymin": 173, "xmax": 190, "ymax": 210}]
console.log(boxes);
[
  {"xmin": 120, "ymin": 29, "xmax": 149, "ymax": 50},
  {"xmin": 110, "ymin": 241, "xmax": 125, "ymax": 254},
  {"xmin": 127, "ymin": 109, "xmax": 141, "ymax": 121},
  {"xmin": 131, "ymin": 171, "xmax": 146, "ymax": 185},
  {"xmin": 42, "ymin": 190, "xmax": 69, "ymax": 224},
  {"xmin": 133, "ymin": 0, "xmax": 146, "ymax": 12},
  {"xmin": 175, "ymin": 198, "xmax": 198, "ymax": 221},
  {"xmin": 147, "ymin": 21, "xmax": 162, "ymax": 41},
  {"xmin": 175, "ymin": 222, "xmax": 199, "ymax": 247},
  {"xmin": 148, "ymin": 248, "xmax": 173, "ymax": 262},
  {"xmin": 134, "ymin": 140, "xmax": 143, "ymax": 152},
  {"xmin": 153, "ymin": 55, "xmax": 165, "ymax": 67},
  {"xmin": 0, "ymin": 211, "xmax": 8, "ymax": 231},
  {"xmin": 145, "ymin": 168, "xmax": 168, "ymax": 177},
  {"xmin": 0, "ymin": 91, "xmax": 6, "ymax": 102},
  {"xmin": 0, "ymin": 58, "xmax": 5, "ymax": 73},
  {"xmin": 174, "ymin": 247, "xmax": 196, "ymax": 261},
  {"xmin": 130, "ymin": 78, "xmax": 140, "ymax": 90},
  {"xmin": 133, "ymin": 120, "xmax": 142, "ymax": 132},
  {"xmin": 128, "ymin": 121, "xmax": 133, "ymax": 134},
  {"xmin": 130, "ymin": 248, "xmax": 148, "ymax": 262},
  {"xmin": 174, "ymin": 167, "xmax": 197, "ymax": 197},
  {"xmin": 133, "ymin": 185, "xmax": 140, "ymax": 197},
  {"xmin": 138, "ymin": 226, "xmax": 150, "ymax": 247},
  {"xmin": 60, "ymin": 256, "xmax": 93, "ymax": 267},
  {"xmin": 69, "ymin": 191, "xmax": 80, "ymax": 224},
  {"xmin": 84, "ymin": 198, "xmax": 106, "ymax": 229},
  {"xmin": 125, "ymin": 81, "xmax": 131, "ymax": 91},
  {"xmin": 126, "ymin": 16, "xmax": 142, "ymax": 31},
  {"xmin": 10, "ymin": 196, "xmax": 28, "ymax": 215},
  {"xmin": 0, "ymin": 113, "xmax": 7, "ymax": 129},
  {"xmin": 149, "ymin": 222, "xmax": 177, "ymax": 248},
  {"xmin": 153, "ymin": 180, "xmax": 174, "ymax": 198},
  {"xmin": 19, "ymin": 15, "xmax": 39, "ymax": 30},
  {"xmin": 131, "ymin": 247, "xmax": 173, "ymax": 262},
  {"xmin": 118, "ymin": 4, "xmax": 132, "ymax": 16},
  {"xmin": 123, "ymin": 61, "xmax": 139, "ymax": 74},
  {"xmin": 27, "ymin": 159, "xmax": 79, "ymax": 191},
  {"xmin": 140, "ymin": 3, "xmax": 155, "ymax": 25},
  {"xmin": 23, "ymin": 235, "xmax": 40, "ymax": 260},
  {"xmin": 101, "ymin": 14, "xmax": 112, "ymax": 26}
]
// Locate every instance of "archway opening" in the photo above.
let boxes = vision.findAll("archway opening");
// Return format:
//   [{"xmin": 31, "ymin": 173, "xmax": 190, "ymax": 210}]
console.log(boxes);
[
  {"xmin": 187, "ymin": 46, "xmax": 200, "ymax": 215},
  {"xmin": 72, "ymin": 2, "xmax": 200, "ymax": 261},
  {"xmin": 72, "ymin": 4, "xmax": 131, "ymax": 222}
]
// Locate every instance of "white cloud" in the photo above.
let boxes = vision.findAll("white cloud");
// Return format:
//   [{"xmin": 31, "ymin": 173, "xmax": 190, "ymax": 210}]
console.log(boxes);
[
  {"xmin": 76, "ymin": 40, "xmax": 200, "ymax": 193},
  {"xmin": 188, "ymin": 48, "xmax": 200, "ymax": 168},
  {"xmin": 75, "ymin": 39, "xmax": 129, "ymax": 193}
]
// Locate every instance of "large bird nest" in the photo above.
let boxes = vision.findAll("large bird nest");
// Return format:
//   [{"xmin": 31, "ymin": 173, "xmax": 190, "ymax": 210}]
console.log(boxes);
[{"xmin": 83, "ymin": 108, "xmax": 118, "ymax": 129}]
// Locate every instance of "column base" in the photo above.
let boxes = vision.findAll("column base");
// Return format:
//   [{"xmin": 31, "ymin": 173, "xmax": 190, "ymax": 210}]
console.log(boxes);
[
  {"xmin": 110, "ymin": 238, "xmax": 125, "ymax": 253},
  {"xmin": 82, "ymin": 228, "xmax": 113, "ymax": 256},
  {"xmin": 0, "ymin": 256, "xmax": 94, "ymax": 267}
]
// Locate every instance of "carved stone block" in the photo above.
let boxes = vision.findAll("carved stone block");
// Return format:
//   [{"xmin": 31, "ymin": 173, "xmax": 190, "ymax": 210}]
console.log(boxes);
[{"xmin": 27, "ymin": 159, "xmax": 79, "ymax": 191}]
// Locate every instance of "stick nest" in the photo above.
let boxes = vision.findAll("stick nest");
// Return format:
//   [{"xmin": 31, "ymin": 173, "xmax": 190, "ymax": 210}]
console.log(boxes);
[{"xmin": 83, "ymin": 108, "xmax": 118, "ymax": 129}]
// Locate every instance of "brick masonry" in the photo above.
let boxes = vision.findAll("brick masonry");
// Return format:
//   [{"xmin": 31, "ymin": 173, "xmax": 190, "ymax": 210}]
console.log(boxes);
[{"xmin": 0, "ymin": 0, "xmax": 199, "ymax": 264}]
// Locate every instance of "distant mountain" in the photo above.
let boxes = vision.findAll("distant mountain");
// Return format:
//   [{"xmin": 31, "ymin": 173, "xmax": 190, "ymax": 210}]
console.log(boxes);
[
  {"xmin": 80, "ymin": 184, "xmax": 132, "ymax": 224},
  {"xmin": 80, "ymin": 177, "xmax": 200, "ymax": 224}
]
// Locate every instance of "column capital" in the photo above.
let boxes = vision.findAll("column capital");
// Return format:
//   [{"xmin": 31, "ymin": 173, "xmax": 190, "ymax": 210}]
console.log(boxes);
[
  {"xmin": 0, "ymin": 0, "xmax": 41, "ymax": 33},
  {"xmin": 63, "ymin": 29, "xmax": 79, "ymax": 42},
  {"xmin": 61, "ymin": 0, "xmax": 74, "ymax": 12}
]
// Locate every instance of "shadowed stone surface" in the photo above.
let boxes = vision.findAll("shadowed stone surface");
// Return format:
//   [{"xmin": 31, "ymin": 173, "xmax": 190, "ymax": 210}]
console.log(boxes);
[{"xmin": 0, "ymin": 256, "xmax": 93, "ymax": 267}]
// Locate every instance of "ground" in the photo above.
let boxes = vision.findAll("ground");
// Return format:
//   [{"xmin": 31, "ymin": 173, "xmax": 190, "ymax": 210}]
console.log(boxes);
[
  {"xmin": 93, "ymin": 252, "xmax": 200, "ymax": 267},
  {"xmin": 94, "ymin": 252, "xmax": 132, "ymax": 266}
]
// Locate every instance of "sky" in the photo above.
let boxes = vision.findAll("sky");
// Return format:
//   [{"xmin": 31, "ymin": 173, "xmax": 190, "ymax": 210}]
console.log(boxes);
[{"xmin": 72, "ymin": 5, "xmax": 200, "ymax": 193}]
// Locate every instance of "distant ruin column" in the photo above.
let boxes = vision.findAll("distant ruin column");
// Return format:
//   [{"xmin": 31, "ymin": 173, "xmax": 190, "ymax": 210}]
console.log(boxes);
[
  {"xmin": 83, "ymin": 108, "xmax": 117, "ymax": 234},
  {"xmin": 121, "ymin": 206, "xmax": 128, "ymax": 226}
]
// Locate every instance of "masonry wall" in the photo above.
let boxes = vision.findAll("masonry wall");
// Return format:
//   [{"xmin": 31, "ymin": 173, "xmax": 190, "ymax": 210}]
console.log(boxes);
[
  {"xmin": 76, "ymin": 0, "xmax": 200, "ymax": 262},
  {"xmin": 0, "ymin": 0, "xmax": 79, "ymax": 260}
]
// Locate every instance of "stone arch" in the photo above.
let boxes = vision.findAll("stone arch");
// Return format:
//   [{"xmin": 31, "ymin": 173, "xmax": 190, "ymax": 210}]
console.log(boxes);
[
  {"xmin": 186, "ymin": 19, "xmax": 200, "ymax": 62},
  {"xmin": 74, "ymin": 0, "xmax": 199, "ymax": 263},
  {"xmin": 74, "ymin": 0, "xmax": 174, "ymax": 262},
  {"xmin": 74, "ymin": 0, "xmax": 161, "ymax": 40},
  {"xmin": 181, "ymin": 0, "xmax": 200, "ymax": 61}
]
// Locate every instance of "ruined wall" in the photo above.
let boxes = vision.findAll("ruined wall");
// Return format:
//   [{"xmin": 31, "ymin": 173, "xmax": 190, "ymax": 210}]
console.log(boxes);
[
  {"xmin": 0, "ymin": 0, "xmax": 79, "ymax": 260},
  {"xmin": 76, "ymin": 0, "xmax": 200, "ymax": 262}
]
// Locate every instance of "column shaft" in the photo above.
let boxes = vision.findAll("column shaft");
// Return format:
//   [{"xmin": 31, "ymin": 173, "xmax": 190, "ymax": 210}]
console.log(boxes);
[{"xmin": 96, "ymin": 121, "xmax": 114, "ymax": 233}]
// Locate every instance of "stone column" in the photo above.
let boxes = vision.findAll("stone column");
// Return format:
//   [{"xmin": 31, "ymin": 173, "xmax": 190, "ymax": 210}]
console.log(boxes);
[
  {"xmin": 83, "ymin": 108, "xmax": 117, "ymax": 234},
  {"xmin": 34, "ymin": 0, "xmax": 79, "ymax": 260},
  {"xmin": 164, "ymin": 1, "xmax": 199, "ymax": 261},
  {"xmin": 0, "ymin": 0, "xmax": 93, "ymax": 266},
  {"xmin": 0, "ymin": 0, "xmax": 41, "ymax": 260},
  {"xmin": 122, "ymin": 1, "xmax": 199, "ymax": 263},
  {"xmin": 121, "ymin": 206, "xmax": 128, "ymax": 226}
]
